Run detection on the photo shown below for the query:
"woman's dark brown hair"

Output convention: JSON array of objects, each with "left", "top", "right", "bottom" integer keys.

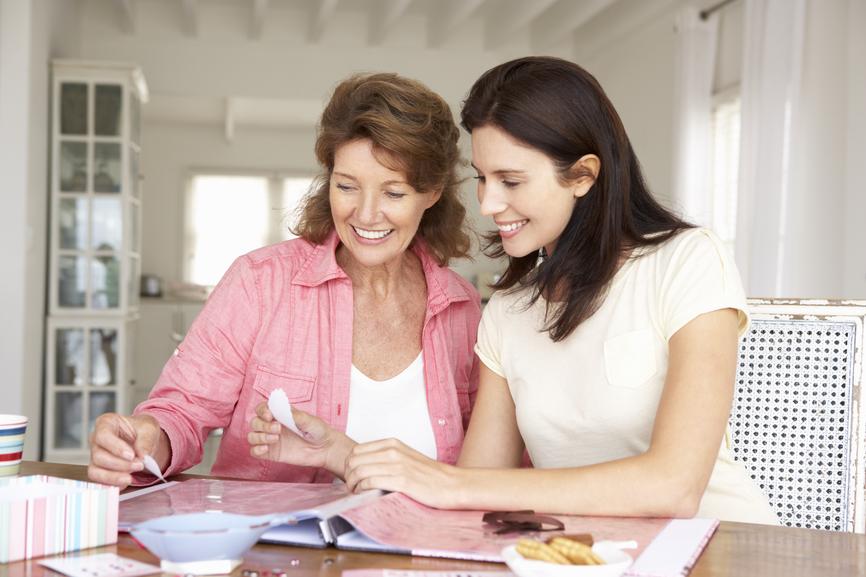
[
  {"left": 294, "top": 73, "right": 471, "bottom": 265},
  {"left": 462, "top": 56, "right": 692, "bottom": 341}
]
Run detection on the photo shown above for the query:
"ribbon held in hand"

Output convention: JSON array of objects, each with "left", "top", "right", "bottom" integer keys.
[{"left": 482, "top": 510, "right": 565, "bottom": 535}]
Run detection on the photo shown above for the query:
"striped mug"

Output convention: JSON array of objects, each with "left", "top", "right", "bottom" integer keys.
[{"left": 0, "top": 415, "right": 27, "bottom": 476}]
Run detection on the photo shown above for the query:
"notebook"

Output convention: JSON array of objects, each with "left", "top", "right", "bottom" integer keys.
[{"left": 119, "top": 479, "right": 717, "bottom": 575}]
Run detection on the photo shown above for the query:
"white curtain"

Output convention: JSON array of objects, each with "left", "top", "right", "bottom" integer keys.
[
  {"left": 670, "top": 6, "right": 719, "bottom": 227},
  {"left": 846, "top": 0, "right": 866, "bottom": 298},
  {"left": 734, "top": 0, "right": 807, "bottom": 296}
]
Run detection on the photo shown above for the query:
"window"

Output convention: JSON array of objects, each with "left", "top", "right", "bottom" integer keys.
[
  {"left": 709, "top": 92, "right": 741, "bottom": 254},
  {"left": 184, "top": 173, "right": 313, "bottom": 286}
]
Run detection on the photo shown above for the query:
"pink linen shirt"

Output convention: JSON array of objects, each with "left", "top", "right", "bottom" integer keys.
[{"left": 134, "top": 231, "right": 481, "bottom": 483}]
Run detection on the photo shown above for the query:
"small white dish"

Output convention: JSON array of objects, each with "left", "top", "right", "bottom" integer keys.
[
  {"left": 130, "top": 512, "right": 292, "bottom": 575},
  {"left": 501, "top": 541, "right": 634, "bottom": 577}
]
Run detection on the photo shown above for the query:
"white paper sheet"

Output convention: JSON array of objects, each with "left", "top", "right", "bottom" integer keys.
[
  {"left": 142, "top": 455, "right": 166, "bottom": 483},
  {"left": 626, "top": 518, "right": 719, "bottom": 577},
  {"left": 39, "top": 553, "right": 160, "bottom": 577},
  {"left": 268, "top": 388, "right": 303, "bottom": 436}
]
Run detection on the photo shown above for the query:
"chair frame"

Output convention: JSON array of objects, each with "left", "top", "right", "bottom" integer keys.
[{"left": 734, "top": 298, "right": 866, "bottom": 532}]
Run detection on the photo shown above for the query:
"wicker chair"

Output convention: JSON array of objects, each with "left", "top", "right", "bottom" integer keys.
[{"left": 729, "top": 299, "right": 866, "bottom": 532}]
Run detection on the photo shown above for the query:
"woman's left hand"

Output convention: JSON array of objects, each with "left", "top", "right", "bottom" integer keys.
[
  {"left": 343, "top": 438, "right": 463, "bottom": 508},
  {"left": 248, "top": 402, "right": 355, "bottom": 478}
]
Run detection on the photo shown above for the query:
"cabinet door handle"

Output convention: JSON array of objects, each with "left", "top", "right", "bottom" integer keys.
[{"left": 170, "top": 331, "right": 184, "bottom": 343}]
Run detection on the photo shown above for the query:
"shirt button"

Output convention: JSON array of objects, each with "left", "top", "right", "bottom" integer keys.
[{"left": 437, "top": 418, "right": 446, "bottom": 426}]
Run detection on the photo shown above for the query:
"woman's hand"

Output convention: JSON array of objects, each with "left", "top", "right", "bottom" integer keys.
[
  {"left": 344, "top": 438, "right": 463, "bottom": 508},
  {"left": 88, "top": 413, "right": 167, "bottom": 489},
  {"left": 248, "top": 403, "right": 355, "bottom": 478}
]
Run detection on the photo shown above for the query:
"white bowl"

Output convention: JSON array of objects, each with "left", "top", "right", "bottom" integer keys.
[
  {"left": 130, "top": 512, "right": 291, "bottom": 573},
  {"left": 501, "top": 541, "right": 633, "bottom": 577}
]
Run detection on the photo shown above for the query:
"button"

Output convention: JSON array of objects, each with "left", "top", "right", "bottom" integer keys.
[{"left": 437, "top": 418, "right": 446, "bottom": 426}]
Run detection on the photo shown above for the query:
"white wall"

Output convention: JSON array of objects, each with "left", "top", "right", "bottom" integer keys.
[
  {"left": 572, "top": 0, "right": 681, "bottom": 207},
  {"left": 73, "top": 0, "right": 578, "bottom": 287},
  {"left": 570, "top": 0, "right": 744, "bottom": 212},
  {"left": 80, "top": 0, "right": 866, "bottom": 303},
  {"left": 141, "top": 123, "right": 315, "bottom": 283},
  {"left": 0, "top": 0, "right": 80, "bottom": 459},
  {"left": 573, "top": 0, "right": 864, "bottom": 300},
  {"left": 0, "top": 0, "right": 32, "bottom": 430},
  {"left": 4, "top": 0, "right": 864, "bottom": 461},
  {"left": 74, "top": 0, "right": 762, "bottom": 292}
]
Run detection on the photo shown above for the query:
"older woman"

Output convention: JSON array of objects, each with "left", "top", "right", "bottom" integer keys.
[{"left": 88, "top": 73, "right": 480, "bottom": 488}]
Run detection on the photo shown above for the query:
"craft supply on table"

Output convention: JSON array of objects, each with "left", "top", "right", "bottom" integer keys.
[
  {"left": 0, "top": 475, "right": 118, "bottom": 563},
  {"left": 343, "top": 571, "right": 514, "bottom": 577},
  {"left": 268, "top": 389, "right": 303, "bottom": 436},
  {"left": 141, "top": 455, "right": 167, "bottom": 483},
  {"left": 38, "top": 553, "right": 160, "bottom": 577},
  {"left": 129, "top": 511, "right": 292, "bottom": 575}
]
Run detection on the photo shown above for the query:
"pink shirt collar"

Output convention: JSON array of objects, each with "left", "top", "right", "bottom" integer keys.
[{"left": 291, "top": 230, "right": 474, "bottom": 312}]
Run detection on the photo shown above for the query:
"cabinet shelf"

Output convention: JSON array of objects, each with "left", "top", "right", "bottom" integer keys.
[{"left": 45, "top": 60, "right": 148, "bottom": 463}]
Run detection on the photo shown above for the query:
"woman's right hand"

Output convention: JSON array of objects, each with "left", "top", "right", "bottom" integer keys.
[
  {"left": 88, "top": 413, "right": 166, "bottom": 489},
  {"left": 248, "top": 403, "right": 355, "bottom": 478}
]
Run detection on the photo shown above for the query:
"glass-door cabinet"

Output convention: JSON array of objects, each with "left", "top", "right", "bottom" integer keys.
[{"left": 45, "top": 60, "right": 148, "bottom": 463}]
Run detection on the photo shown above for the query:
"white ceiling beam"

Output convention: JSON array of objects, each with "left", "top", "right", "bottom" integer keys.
[
  {"left": 427, "top": 0, "right": 487, "bottom": 48},
  {"left": 224, "top": 98, "right": 235, "bottom": 143},
  {"left": 250, "top": 0, "right": 269, "bottom": 40},
  {"left": 369, "top": 0, "right": 414, "bottom": 46},
  {"left": 114, "top": 0, "right": 135, "bottom": 34},
  {"left": 530, "top": 0, "right": 614, "bottom": 51},
  {"left": 309, "top": 0, "right": 340, "bottom": 43},
  {"left": 484, "top": 0, "right": 558, "bottom": 51},
  {"left": 180, "top": 0, "right": 198, "bottom": 37}
]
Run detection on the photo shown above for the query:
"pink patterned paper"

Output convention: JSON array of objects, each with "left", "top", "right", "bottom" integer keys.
[
  {"left": 118, "top": 479, "right": 350, "bottom": 529},
  {"left": 339, "top": 493, "right": 670, "bottom": 561}
]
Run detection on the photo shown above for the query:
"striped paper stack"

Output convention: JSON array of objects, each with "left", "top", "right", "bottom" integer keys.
[{"left": 0, "top": 475, "right": 119, "bottom": 563}]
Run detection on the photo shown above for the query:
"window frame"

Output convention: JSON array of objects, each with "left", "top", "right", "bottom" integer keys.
[
  {"left": 709, "top": 85, "right": 741, "bottom": 254},
  {"left": 181, "top": 169, "right": 314, "bottom": 286}
]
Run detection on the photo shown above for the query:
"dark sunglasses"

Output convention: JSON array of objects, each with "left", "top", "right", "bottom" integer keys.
[{"left": 482, "top": 510, "right": 565, "bottom": 535}]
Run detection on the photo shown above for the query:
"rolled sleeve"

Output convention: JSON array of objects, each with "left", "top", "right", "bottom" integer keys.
[{"left": 134, "top": 255, "right": 261, "bottom": 476}]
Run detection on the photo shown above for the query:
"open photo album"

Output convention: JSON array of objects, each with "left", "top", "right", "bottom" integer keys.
[{"left": 119, "top": 478, "right": 717, "bottom": 574}]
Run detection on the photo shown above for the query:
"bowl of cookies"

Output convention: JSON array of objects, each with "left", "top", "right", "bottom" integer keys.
[{"left": 501, "top": 536, "right": 634, "bottom": 577}]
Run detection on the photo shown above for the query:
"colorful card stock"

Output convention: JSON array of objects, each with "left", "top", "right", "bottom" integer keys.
[{"left": 0, "top": 475, "right": 119, "bottom": 563}]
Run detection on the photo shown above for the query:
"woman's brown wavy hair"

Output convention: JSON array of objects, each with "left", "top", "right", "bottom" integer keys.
[{"left": 293, "top": 73, "right": 471, "bottom": 265}]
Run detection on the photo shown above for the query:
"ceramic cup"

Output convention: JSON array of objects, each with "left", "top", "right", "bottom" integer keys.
[{"left": 0, "top": 415, "right": 28, "bottom": 477}]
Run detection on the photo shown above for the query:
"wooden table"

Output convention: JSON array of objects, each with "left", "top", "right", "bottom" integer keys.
[{"left": 7, "top": 461, "right": 866, "bottom": 577}]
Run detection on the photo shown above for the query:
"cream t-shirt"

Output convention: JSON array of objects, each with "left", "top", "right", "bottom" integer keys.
[{"left": 475, "top": 228, "right": 779, "bottom": 525}]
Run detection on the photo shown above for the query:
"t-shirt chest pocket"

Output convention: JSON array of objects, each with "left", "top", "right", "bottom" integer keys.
[{"left": 603, "top": 329, "right": 658, "bottom": 388}]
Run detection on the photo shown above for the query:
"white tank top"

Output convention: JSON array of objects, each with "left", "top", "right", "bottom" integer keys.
[{"left": 345, "top": 353, "right": 438, "bottom": 459}]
